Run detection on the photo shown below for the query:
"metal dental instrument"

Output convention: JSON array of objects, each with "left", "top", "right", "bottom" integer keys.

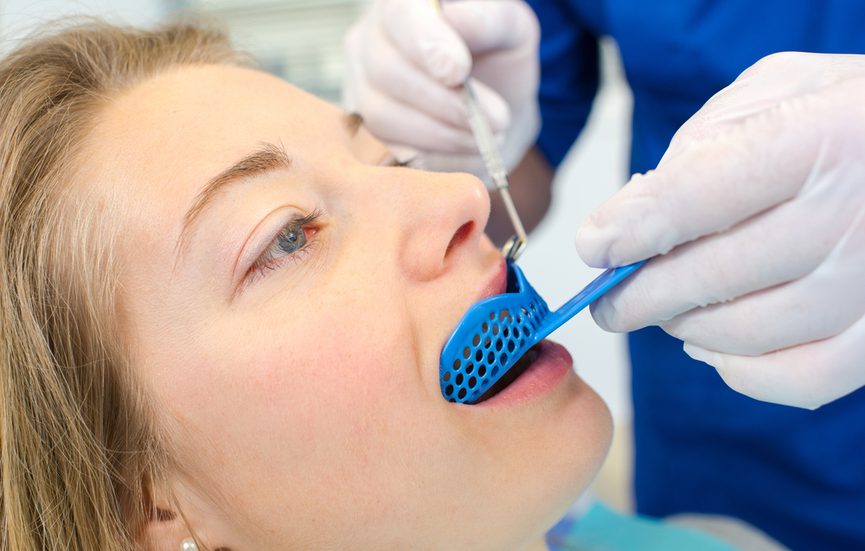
[
  {"left": 430, "top": 0, "right": 528, "bottom": 262},
  {"left": 462, "top": 83, "right": 528, "bottom": 261}
]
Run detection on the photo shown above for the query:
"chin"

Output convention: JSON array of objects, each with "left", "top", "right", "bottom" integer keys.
[
  {"left": 475, "top": 376, "right": 613, "bottom": 548},
  {"left": 536, "top": 379, "right": 613, "bottom": 528}
]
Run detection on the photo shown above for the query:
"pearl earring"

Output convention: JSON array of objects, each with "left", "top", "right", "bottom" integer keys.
[{"left": 180, "top": 538, "right": 198, "bottom": 551}]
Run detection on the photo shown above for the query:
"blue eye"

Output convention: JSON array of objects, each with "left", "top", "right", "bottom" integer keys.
[
  {"left": 276, "top": 224, "right": 306, "bottom": 254},
  {"left": 248, "top": 210, "right": 321, "bottom": 282}
]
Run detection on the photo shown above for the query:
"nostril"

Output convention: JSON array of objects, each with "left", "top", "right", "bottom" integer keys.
[{"left": 445, "top": 221, "right": 474, "bottom": 259}]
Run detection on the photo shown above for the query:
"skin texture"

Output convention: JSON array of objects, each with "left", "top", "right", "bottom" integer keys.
[{"left": 74, "top": 64, "right": 611, "bottom": 550}]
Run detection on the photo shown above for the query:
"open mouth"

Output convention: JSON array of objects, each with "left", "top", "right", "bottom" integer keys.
[{"left": 474, "top": 344, "right": 541, "bottom": 403}]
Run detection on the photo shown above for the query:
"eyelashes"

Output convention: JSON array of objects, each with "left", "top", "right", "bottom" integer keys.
[
  {"left": 241, "top": 154, "right": 413, "bottom": 289},
  {"left": 246, "top": 209, "right": 322, "bottom": 284}
]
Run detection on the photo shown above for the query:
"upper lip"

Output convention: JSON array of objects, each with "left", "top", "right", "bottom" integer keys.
[{"left": 478, "top": 258, "right": 508, "bottom": 301}]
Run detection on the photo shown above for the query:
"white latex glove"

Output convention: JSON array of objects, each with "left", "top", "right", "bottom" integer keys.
[
  {"left": 342, "top": 0, "right": 541, "bottom": 178},
  {"left": 575, "top": 52, "right": 865, "bottom": 410}
]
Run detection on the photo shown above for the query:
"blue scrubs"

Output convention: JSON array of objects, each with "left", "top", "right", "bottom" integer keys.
[{"left": 525, "top": 1, "right": 865, "bottom": 549}]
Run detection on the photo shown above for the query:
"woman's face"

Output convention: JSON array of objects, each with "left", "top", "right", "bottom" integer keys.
[{"left": 79, "top": 65, "right": 611, "bottom": 549}]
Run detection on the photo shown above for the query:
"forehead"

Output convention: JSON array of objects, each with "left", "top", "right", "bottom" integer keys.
[
  {"left": 73, "top": 64, "right": 351, "bottom": 297},
  {"left": 84, "top": 64, "right": 346, "bottom": 196}
]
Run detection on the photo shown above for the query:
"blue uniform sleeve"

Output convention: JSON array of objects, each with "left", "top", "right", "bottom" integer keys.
[{"left": 525, "top": 0, "right": 600, "bottom": 168}]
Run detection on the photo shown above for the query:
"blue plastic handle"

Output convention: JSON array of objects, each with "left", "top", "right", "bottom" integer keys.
[{"left": 541, "top": 260, "right": 646, "bottom": 337}]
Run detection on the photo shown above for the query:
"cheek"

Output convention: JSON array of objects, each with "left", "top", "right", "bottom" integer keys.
[
  {"left": 242, "top": 309, "right": 417, "bottom": 432},
  {"left": 143, "top": 272, "right": 453, "bottom": 539},
  {"left": 157, "top": 296, "right": 423, "bottom": 481}
]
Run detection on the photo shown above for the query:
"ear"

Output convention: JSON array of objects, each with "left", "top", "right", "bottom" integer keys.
[
  {"left": 141, "top": 474, "right": 234, "bottom": 551},
  {"left": 141, "top": 479, "right": 198, "bottom": 551}
]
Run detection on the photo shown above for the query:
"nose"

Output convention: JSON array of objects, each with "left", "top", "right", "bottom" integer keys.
[{"left": 395, "top": 171, "right": 490, "bottom": 282}]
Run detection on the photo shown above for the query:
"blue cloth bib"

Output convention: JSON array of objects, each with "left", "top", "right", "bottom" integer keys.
[
  {"left": 546, "top": 503, "right": 739, "bottom": 551},
  {"left": 526, "top": 1, "right": 865, "bottom": 548}
]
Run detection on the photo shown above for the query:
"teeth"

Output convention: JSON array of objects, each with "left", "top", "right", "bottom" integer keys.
[{"left": 476, "top": 345, "right": 540, "bottom": 403}]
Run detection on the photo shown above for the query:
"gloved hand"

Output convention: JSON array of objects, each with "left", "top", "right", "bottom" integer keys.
[
  {"left": 575, "top": 52, "right": 865, "bottom": 410},
  {"left": 342, "top": 0, "right": 541, "bottom": 178}
]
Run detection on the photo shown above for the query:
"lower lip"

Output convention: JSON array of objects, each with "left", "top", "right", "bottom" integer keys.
[{"left": 476, "top": 340, "right": 573, "bottom": 407}]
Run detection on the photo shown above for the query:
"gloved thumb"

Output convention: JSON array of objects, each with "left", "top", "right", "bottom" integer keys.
[{"left": 376, "top": 0, "right": 472, "bottom": 87}]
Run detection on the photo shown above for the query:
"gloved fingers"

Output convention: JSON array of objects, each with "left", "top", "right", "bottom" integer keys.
[
  {"left": 661, "top": 53, "right": 865, "bottom": 164},
  {"left": 684, "top": 312, "right": 865, "bottom": 409},
  {"left": 663, "top": 268, "right": 865, "bottom": 356},
  {"left": 575, "top": 94, "right": 830, "bottom": 268},
  {"left": 414, "top": 151, "right": 487, "bottom": 177},
  {"left": 376, "top": 0, "right": 471, "bottom": 87},
  {"left": 360, "top": 24, "right": 510, "bottom": 134},
  {"left": 358, "top": 15, "right": 469, "bottom": 131},
  {"left": 465, "top": 79, "right": 512, "bottom": 131},
  {"left": 730, "top": 52, "right": 865, "bottom": 103},
  {"left": 664, "top": 204, "right": 865, "bottom": 354},
  {"left": 354, "top": 80, "right": 480, "bottom": 154},
  {"left": 344, "top": 0, "right": 539, "bottom": 176},
  {"left": 587, "top": 156, "right": 864, "bottom": 332},
  {"left": 445, "top": 2, "right": 540, "bottom": 112},
  {"left": 442, "top": 0, "right": 540, "bottom": 55}
]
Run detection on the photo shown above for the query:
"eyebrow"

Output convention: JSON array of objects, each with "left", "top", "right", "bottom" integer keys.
[
  {"left": 175, "top": 142, "right": 292, "bottom": 258},
  {"left": 174, "top": 114, "right": 363, "bottom": 263}
]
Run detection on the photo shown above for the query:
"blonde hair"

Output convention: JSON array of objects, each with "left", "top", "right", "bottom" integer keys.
[{"left": 0, "top": 20, "right": 247, "bottom": 550}]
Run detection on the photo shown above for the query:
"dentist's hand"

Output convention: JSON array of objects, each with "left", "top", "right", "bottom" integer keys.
[
  {"left": 575, "top": 52, "right": 865, "bottom": 410},
  {"left": 343, "top": 0, "right": 541, "bottom": 177}
]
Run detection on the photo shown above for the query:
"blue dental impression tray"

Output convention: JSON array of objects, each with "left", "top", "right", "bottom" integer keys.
[{"left": 440, "top": 260, "right": 645, "bottom": 404}]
